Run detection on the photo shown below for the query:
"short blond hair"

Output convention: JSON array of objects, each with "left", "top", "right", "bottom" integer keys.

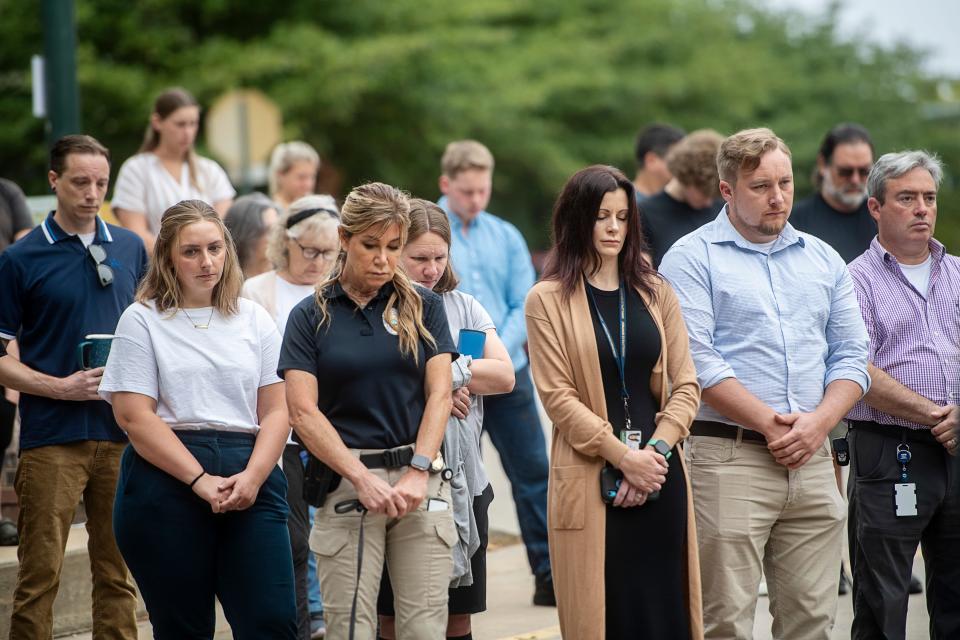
[
  {"left": 666, "top": 129, "right": 724, "bottom": 197},
  {"left": 717, "top": 128, "right": 791, "bottom": 185},
  {"left": 441, "top": 140, "right": 494, "bottom": 178}
]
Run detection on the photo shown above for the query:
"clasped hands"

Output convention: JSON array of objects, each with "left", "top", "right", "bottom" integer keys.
[
  {"left": 191, "top": 471, "right": 264, "bottom": 513},
  {"left": 615, "top": 446, "right": 669, "bottom": 508}
]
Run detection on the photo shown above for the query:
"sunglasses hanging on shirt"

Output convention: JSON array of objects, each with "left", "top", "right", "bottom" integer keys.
[{"left": 87, "top": 244, "right": 114, "bottom": 288}]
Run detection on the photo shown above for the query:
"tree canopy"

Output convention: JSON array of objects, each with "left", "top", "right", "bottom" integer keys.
[{"left": 1, "top": 0, "right": 957, "bottom": 248}]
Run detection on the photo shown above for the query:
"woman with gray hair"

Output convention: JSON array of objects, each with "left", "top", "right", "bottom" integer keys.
[
  {"left": 224, "top": 192, "right": 280, "bottom": 279},
  {"left": 270, "top": 142, "right": 321, "bottom": 213},
  {"left": 241, "top": 194, "right": 339, "bottom": 639}
]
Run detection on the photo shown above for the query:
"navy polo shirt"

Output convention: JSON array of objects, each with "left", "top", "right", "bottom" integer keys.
[
  {"left": 0, "top": 213, "right": 148, "bottom": 450},
  {"left": 278, "top": 281, "right": 457, "bottom": 450}
]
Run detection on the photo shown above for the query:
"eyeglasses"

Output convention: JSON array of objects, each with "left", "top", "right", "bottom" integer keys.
[
  {"left": 835, "top": 166, "right": 871, "bottom": 179},
  {"left": 294, "top": 241, "right": 338, "bottom": 262},
  {"left": 87, "top": 244, "right": 114, "bottom": 288}
]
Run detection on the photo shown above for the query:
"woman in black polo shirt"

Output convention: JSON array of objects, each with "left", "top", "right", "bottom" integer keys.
[{"left": 280, "top": 182, "right": 458, "bottom": 639}]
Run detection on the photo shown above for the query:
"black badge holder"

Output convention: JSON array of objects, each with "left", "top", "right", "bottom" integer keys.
[{"left": 832, "top": 428, "right": 850, "bottom": 466}]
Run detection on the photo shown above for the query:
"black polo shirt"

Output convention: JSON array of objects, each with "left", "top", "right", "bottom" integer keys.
[
  {"left": 790, "top": 193, "right": 876, "bottom": 264},
  {"left": 0, "top": 213, "right": 148, "bottom": 449},
  {"left": 278, "top": 281, "right": 457, "bottom": 449}
]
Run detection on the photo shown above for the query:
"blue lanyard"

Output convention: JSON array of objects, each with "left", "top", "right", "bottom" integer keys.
[{"left": 587, "top": 281, "right": 631, "bottom": 430}]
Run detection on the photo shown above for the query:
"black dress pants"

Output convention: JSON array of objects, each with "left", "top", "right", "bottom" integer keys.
[{"left": 848, "top": 423, "right": 960, "bottom": 640}]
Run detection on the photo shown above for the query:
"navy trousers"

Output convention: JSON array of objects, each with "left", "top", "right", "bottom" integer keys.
[{"left": 114, "top": 431, "right": 297, "bottom": 640}]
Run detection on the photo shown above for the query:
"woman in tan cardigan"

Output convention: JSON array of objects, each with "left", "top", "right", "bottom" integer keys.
[{"left": 526, "top": 165, "right": 703, "bottom": 639}]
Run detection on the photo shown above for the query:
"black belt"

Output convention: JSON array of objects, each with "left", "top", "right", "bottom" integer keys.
[
  {"left": 847, "top": 420, "right": 939, "bottom": 445},
  {"left": 359, "top": 445, "right": 414, "bottom": 469},
  {"left": 691, "top": 420, "right": 766, "bottom": 443}
]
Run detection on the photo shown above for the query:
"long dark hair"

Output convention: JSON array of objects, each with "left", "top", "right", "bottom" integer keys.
[{"left": 541, "top": 165, "right": 658, "bottom": 300}]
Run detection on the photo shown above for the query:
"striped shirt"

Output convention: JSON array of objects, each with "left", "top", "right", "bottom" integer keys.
[{"left": 847, "top": 237, "right": 960, "bottom": 429}]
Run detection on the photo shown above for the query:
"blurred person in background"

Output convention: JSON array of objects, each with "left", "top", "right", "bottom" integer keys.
[
  {"left": 242, "top": 194, "right": 340, "bottom": 639},
  {"left": 640, "top": 129, "right": 724, "bottom": 267},
  {"left": 0, "top": 176, "right": 32, "bottom": 545},
  {"left": 527, "top": 165, "right": 702, "bottom": 640},
  {"left": 632, "top": 123, "right": 686, "bottom": 203},
  {"left": 791, "top": 123, "right": 877, "bottom": 264},
  {"left": 378, "top": 199, "right": 515, "bottom": 640},
  {"left": 269, "top": 142, "right": 320, "bottom": 214},
  {"left": 438, "top": 140, "right": 555, "bottom": 606},
  {"left": 225, "top": 192, "right": 280, "bottom": 280},
  {"left": 112, "top": 87, "right": 235, "bottom": 252}
]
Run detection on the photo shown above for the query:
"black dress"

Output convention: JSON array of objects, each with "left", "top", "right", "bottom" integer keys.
[{"left": 586, "top": 282, "right": 690, "bottom": 640}]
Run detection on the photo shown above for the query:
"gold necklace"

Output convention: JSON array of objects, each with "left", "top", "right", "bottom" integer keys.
[{"left": 181, "top": 307, "right": 215, "bottom": 329}]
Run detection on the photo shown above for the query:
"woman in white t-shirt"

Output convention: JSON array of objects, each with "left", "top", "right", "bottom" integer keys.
[
  {"left": 112, "top": 88, "right": 236, "bottom": 253},
  {"left": 99, "top": 199, "right": 296, "bottom": 639},
  {"left": 239, "top": 194, "right": 339, "bottom": 638}
]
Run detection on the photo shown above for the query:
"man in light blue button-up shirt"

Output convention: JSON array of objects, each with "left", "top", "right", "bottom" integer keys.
[
  {"left": 437, "top": 140, "right": 554, "bottom": 606},
  {"left": 660, "top": 128, "right": 869, "bottom": 640}
]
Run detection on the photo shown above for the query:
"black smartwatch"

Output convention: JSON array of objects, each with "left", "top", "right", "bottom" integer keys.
[
  {"left": 648, "top": 439, "right": 672, "bottom": 458},
  {"left": 410, "top": 454, "right": 432, "bottom": 472}
]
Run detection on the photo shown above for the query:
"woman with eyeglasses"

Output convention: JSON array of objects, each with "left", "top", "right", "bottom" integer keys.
[{"left": 240, "top": 194, "right": 340, "bottom": 638}]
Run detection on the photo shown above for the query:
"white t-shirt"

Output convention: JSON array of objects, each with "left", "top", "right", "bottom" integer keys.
[
  {"left": 111, "top": 153, "right": 236, "bottom": 234},
  {"left": 899, "top": 254, "right": 933, "bottom": 297},
  {"left": 76, "top": 231, "right": 96, "bottom": 247},
  {"left": 99, "top": 298, "right": 282, "bottom": 433},
  {"left": 274, "top": 276, "right": 315, "bottom": 336}
]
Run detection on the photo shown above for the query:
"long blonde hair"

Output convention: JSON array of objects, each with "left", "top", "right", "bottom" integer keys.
[
  {"left": 139, "top": 87, "right": 202, "bottom": 190},
  {"left": 137, "top": 199, "right": 243, "bottom": 315},
  {"left": 314, "top": 183, "right": 435, "bottom": 363}
]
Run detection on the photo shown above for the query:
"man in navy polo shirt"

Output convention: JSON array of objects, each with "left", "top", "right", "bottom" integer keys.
[{"left": 0, "top": 135, "right": 146, "bottom": 639}]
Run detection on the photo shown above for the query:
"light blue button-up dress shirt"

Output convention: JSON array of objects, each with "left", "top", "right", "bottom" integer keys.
[
  {"left": 659, "top": 207, "right": 870, "bottom": 424},
  {"left": 438, "top": 196, "right": 535, "bottom": 372}
]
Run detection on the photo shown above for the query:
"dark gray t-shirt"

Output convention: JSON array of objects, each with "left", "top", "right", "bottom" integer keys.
[{"left": 0, "top": 178, "right": 32, "bottom": 254}]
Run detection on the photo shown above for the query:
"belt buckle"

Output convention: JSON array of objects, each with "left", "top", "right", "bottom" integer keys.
[{"left": 383, "top": 447, "right": 405, "bottom": 468}]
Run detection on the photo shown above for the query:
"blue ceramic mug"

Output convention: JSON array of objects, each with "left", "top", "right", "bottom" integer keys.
[
  {"left": 77, "top": 334, "right": 115, "bottom": 370},
  {"left": 457, "top": 329, "right": 486, "bottom": 360}
]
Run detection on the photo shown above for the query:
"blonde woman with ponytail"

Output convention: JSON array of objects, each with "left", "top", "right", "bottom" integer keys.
[{"left": 280, "top": 182, "right": 459, "bottom": 639}]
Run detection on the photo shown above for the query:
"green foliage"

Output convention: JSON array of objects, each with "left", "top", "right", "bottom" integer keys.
[{"left": 1, "top": 0, "right": 957, "bottom": 248}]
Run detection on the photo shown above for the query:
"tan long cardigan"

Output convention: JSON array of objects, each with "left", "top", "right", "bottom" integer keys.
[{"left": 525, "top": 276, "right": 704, "bottom": 640}]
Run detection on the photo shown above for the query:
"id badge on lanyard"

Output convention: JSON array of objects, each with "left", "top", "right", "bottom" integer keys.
[{"left": 587, "top": 281, "right": 640, "bottom": 448}]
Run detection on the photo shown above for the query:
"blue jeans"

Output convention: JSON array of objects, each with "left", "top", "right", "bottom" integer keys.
[
  {"left": 307, "top": 506, "right": 323, "bottom": 617},
  {"left": 113, "top": 431, "right": 297, "bottom": 639},
  {"left": 483, "top": 365, "right": 552, "bottom": 581}
]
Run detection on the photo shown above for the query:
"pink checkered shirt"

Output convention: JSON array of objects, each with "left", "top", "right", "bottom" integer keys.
[{"left": 847, "top": 237, "right": 960, "bottom": 429}]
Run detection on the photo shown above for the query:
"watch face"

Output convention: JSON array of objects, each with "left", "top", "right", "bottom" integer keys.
[{"left": 410, "top": 454, "right": 431, "bottom": 471}]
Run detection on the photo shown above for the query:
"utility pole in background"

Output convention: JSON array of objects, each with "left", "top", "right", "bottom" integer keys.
[{"left": 41, "top": 0, "right": 80, "bottom": 146}]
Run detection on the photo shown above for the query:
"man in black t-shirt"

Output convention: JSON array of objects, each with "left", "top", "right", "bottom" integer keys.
[
  {"left": 790, "top": 123, "right": 877, "bottom": 264},
  {"left": 632, "top": 123, "right": 685, "bottom": 203},
  {"left": 640, "top": 129, "right": 724, "bottom": 267}
]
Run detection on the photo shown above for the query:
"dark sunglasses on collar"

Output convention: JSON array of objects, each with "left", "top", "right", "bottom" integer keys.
[{"left": 87, "top": 244, "right": 114, "bottom": 288}]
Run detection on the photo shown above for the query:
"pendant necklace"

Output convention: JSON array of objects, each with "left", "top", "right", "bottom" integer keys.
[{"left": 182, "top": 307, "right": 215, "bottom": 330}]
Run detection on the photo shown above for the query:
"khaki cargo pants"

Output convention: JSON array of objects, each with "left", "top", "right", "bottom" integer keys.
[{"left": 310, "top": 456, "right": 456, "bottom": 640}]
